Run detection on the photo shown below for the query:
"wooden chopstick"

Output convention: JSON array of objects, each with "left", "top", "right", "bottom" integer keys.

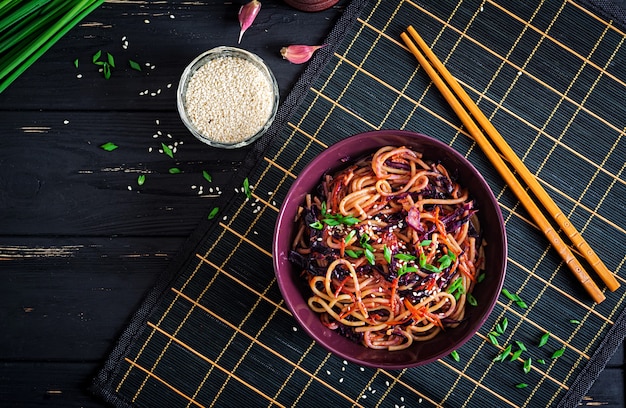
[{"left": 401, "top": 26, "right": 618, "bottom": 303}]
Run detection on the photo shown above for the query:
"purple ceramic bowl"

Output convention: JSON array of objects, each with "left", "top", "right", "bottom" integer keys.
[{"left": 273, "top": 130, "right": 507, "bottom": 369}]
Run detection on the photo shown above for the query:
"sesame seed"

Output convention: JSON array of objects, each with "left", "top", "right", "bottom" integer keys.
[
  {"left": 326, "top": 370, "right": 331, "bottom": 375},
  {"left": 144, "top": 19, "right": 150, "bottom": 23},
  {"left": 155, "top": 119, "right": 160, "bottom": 125},
  {"left": 63, "top": 120, "right": 69, "bottom": 125},
  {"left": 339, "top": 378, "right": 344, "bottom": 383},
  {"left": 170, "top": 14, "right": 175, "bottom": 19},
  {"left": 127, "top": 186, "right": 132, "bottom": 191},
  {"left": 76, "top": 74, "right": 82, "bottom": 79}
]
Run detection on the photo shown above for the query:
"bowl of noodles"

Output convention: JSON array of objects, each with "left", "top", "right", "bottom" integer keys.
[{"left": 273, "top": 130, "right": 507, "bottom": 369}]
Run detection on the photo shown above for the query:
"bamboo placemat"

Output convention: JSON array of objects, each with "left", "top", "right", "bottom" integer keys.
[{"left": 94, "top": 1, "right": 626, "bottom": 407}]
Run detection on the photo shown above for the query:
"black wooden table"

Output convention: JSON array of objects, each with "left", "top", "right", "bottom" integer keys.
[{"left": 0, "top": 1, "right": 623, "bottom": 407}]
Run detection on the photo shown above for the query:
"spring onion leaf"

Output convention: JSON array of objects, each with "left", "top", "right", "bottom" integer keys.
[
  {"left": 383, "top": 245, "right": 391, "bottom": 264},
  {"left": 537, "top": 359, "right": 546, "bottom": 364},
  {"left": 493, "top": 344, "right": 512, "bottom": 362},
  {"left": 161, "top": 143, "right": 174, "bottom": 158},
  {"left": 168, "top": 167, "right": 181, "bottom": 174},
  {"left": 523, "top": 358, "right": 532, "bottom": 374},
  {"left": 92, "top": 50, "right": 101, "bottom": 63},
  {"left": 538, "top": 332, "right": 550, "bottom": 348},
  {"left": 515, "top": 341, "right": 527, "bottom": 352},
  {"left": 510, "top": 349, "right": 523, "bottom": 361},
  {"left": 450, "top": 350, "right": 460, "bottom": 362},
  {"left": 345, "top": 249, "right": 363, "bottom": 258},
  {"left": 515, "top": 383, "right": 528, "bottom": 389},
  {"left": 569, "top": 319, "right": 581, "bottom": 325},
  {"left": 208, "top": 207, "right": 219, "bottom": 219},
  {"left": 365, "top": 248, "right": 375, "bottom": 265},
  {"left": 100, "top": 142, "right": 118, "bottom": 151},
  {"left": 202, "top": 170, "right": 212, "bottom": 182},
  {"left": 495, "top": 318, "right": 508, "bottom": 335},
  {"left": 137, "top": 174, "right": 145, "bottom": 186},
  {"left": 309, "top": 221, "right": 323, "bottom": 230},
  {"left": 106, "top": 52, "right": 115, "bottom": 68},
  {"left": 243, "top": 177, "right": 251, "bottom": 199},
  {"left": 419, "top": 239, "right": 432, "bottom": 246},
  {"left": 467, "top": 293, "right": 478, "bottom": 306},
  {"left": 477, "top": 272, "right": 486, "bottom": 283},
  {"left": 395, "top": 253, "right": 417, "bottom": 262},
  {"left": 74, "top": 58, "right": 78, "bottom": 68},
  {"left": 345, "top": 230, "right": 357, "bottom": 244},
  {"left": 551, "top": 348, "right": 565, "bottom": 359},
  {"left": 487, "top": 333, "right": 499, "bottom": 346},
  {"left": 129, "top": 59, "right": 142, "bottom": 71}
]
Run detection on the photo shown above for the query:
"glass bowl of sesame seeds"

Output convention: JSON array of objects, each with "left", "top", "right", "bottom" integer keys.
[{"left": 177, "top": 46, "right": 279, "bottom": 149}]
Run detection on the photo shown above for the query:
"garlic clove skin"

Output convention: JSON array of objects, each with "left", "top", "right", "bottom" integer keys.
[
  {"left": 238, "top": 0, "right": 261, "bottom": 44},
  {"left": 280, "top": 44, "right": 326, "bottom": 64}
]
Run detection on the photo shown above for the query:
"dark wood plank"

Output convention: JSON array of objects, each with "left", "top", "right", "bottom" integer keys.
[
  {"left": 0, "top": 237, "right": 182, "bottom": 361},
  {"left": 0, "top": 111, "right": 246, "bottom": 236},
  {"left": 0, "top": 362, "right": 105, "bottom": 408}
]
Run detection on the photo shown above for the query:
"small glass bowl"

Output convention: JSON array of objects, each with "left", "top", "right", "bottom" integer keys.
[{"left": 177, "top": 46, "right": 279, "bottom": 149}]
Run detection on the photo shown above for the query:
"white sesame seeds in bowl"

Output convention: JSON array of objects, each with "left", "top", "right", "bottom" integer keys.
[{"left": 177, "top": 46, "right": 279, "bottom": 149}]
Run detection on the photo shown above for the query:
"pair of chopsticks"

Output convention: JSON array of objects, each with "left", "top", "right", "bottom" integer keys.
[{"left": 400, "top": 25, "right": 619, "bottom": 304}]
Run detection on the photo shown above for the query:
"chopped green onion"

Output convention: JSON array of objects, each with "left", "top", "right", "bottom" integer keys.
[
  {"left": 309, "top": 221, "right": 323, "bottom": 230},
  {"left": 395, "top": 253, "right": 417, "bottom": 262},
  {"left": 467, "top": 293, "right": 478, "bottom": 306},
  {"left": 495, "top": 318, "right": 508, "bottom": 335},
  {"left": 419, "top": 239, "right": 432, "bottom": 246},
  {"left": 450, "top": 350, "right": 460, "bottom": 362},
  {"left": 100, "top": 142, "right": 118, "bottom": 151},
  {"left": 477, "top": 272, "right": 486, "bottom": 283},
  {"left": 106, "top": 52, "right": 115, "bottom": 68},
  {"left": 129, "top": 59, "right": 142, "bottom": 71},
  {"left": 523, "top": 358, "right": 532, "bottom": 374},
  {"left": 137, "top": 174, "right": 146, "bottom": 186},
  {"left": 537, "top": 359, "right": 546, "bottom": 364},
  {"left": 516, "top": 300, "right": 528, "bottom": 309},
  {"left": 515, "top": 383, "right": 528, "bottom": 389},
  {"left": 345, "top": 230, "right": 357, "bottom": 244},
  {"left": 243, "top": 177, "right": 251, "bottom": 198},
  {"left": 487, "top": 333, "right": 499, "bottom": 346},
  {"left": 345, "top": 249, "right": 362, "bottom": 258},
  {"left": 207, "top": 207, "right": 219, "bottom": 219},
  {"left": 202, "top": 170, "right": 212, "bottom": 182},
  {"left": 320, "top": 201, "right": 327, "bottom": 215},
  {"left": 510, "top": 349, "right": 524, "bottom": 361},
  {"left": 161, "top": 143, "right": 174, "bottom": 158},
  {"left": 74, "top": 58, "right": 79, "bottom": 68},
  {"left": 515, "top": 341, "right": 527, "bottom": 352},
  {"left": 538, "top": 332, "right": 550, "bottom": 348},
  {"left": 168, "top": 167, "right": 181, "bottom": 174},
  {"left": 92, "top": 50, "right": 102, "bottom": 63},
  {"left": 551, "top": 348, "right": 565, "bottom": 359},
  {"left": 493, "top": 344, "right": 512, "bottom": 362},
  {"left": 383, "top": 245, "right": 391, "bottom": 264},
  {"left": 569, "top": 319, "right": 581, "bottom": 325},
  {"left": 364, "top": 248, "right": 375, "bottom": 265}
]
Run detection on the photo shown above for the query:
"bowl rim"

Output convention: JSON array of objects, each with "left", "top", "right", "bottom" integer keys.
[
  {"left": 176, "top": 46, "right": 279, "bottom": 149},
  {"left": 272, "top": 129, "right": 507, "bottom": 369}
]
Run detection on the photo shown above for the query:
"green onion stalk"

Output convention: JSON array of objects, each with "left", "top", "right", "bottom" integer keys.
[{"left": 0, "top": 0, "right": 104, "bottom": 94}]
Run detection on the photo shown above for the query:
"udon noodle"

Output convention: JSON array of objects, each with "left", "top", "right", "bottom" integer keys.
[{"left": 288, "top": 145, "right": 486, "bottom": 351}]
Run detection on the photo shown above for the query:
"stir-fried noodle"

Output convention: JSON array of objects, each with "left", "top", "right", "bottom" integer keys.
[{"left": 288, "top": 146, "right": 486, "bottom": 351}]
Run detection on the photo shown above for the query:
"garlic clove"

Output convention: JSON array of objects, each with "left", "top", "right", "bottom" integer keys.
[
  {"left": 238, "top": 0, "right": 261, "bottom": 44},
  {"left": 280, "top": 44, "right": 326, "bottom": 64}
]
